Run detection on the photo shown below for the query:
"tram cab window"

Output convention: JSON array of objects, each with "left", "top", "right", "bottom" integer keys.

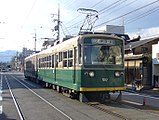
[
  {"left": 99, "top": 46, "right": 110, "bottom": 62},
  {"left": 84, "top": 45, "right": 123, "bottom": 65}
]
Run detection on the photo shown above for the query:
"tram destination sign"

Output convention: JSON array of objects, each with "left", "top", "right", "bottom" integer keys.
[{"left": 91, "top": 38, "right": 115, "bottom": 45}]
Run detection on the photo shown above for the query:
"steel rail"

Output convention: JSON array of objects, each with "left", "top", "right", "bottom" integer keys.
[
  {"left": 10, "top": 74, "right": 73, "bottom": 120},
  {"left": 4, "top": 75, "right": 25, "bottom": 120},
  {"left": 86, "top": 102, "right": 131, "bottom": 120}
]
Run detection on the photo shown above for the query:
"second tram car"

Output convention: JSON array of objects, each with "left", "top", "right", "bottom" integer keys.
[{"left": 24, "top": 33, "right": 126, "bottom": 102}]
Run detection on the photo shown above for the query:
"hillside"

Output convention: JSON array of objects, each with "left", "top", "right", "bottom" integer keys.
[{"left": 0, "top": 50, "right": 17, "bottom": 62}]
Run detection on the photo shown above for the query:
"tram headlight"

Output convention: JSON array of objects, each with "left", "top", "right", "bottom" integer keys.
[
  {"left": 89, "top": 71, "right": 95, "bottom": 77},
  {"left": 114, "top": 71, "right": 120, "bottom": 77}
]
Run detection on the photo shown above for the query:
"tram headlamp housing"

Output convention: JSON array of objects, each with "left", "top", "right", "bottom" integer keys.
[
  {"left": 114, "top": 71, "right": 120, "bottom": 77},
  {"left": 89, "top": 71, "right": 95, "bottom": 77}
]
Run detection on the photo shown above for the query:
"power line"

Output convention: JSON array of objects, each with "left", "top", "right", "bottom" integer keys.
[
  {"left": 100, "top": 0, "right": 138, "bottom": 19},
  {"left": 94, "top": 0, "right": 159, "bottom": 28},
  {"left": 62, "top": 0, "right": 77, "bottom": 8},
  {"left": 61, "top": 22, "right": 71, "bottom": 35},
  {"left": 64, "top": 0, "right": 129, "bottom": 34},
  {"left": 65, "top": 20, "right": 83, "bottom": 30},
  {"left": 98, "top": 0, "right": 123, "bottom": 14},
  {"left": 91, "top": 0, "right": 105, "bottom": 8},
  {"left": 126, "top": 5, "right": 159, "bottom": 24},
  {"left": 64, "top": 0, "right": 106, "bottom": 29},
  {"left": 20, "top": 0, "right": 37, "bottom": 29}
]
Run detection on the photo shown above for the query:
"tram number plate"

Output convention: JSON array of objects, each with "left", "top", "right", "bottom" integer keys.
[{"left": 102, "top": 78, "right": 108, "bottom": 82}]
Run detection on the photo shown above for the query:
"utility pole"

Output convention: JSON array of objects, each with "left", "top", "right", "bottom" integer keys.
[
  {"left": 51, "top": 4, "right": 61, "bottom": 40},
  {"left": 33, "top": 31, "right": 37, "bottom": 52},
  {"left": 57, "top": 4, "right": 60, "bottom": 40}
]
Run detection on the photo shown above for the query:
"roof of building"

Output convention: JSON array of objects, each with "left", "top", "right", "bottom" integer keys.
[{"left": 125, "top": 36, "right": 159, "bottom": 50}]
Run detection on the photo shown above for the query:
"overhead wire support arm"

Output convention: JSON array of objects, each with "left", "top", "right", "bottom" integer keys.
[{"left": 77, "top": 8, "right": 98, "bottom": 34}]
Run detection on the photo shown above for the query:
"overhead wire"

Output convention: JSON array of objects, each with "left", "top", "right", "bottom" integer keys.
[
  {"left": 63, "top": 0, "right": 106, "bottom": 34},
  {"left": 98, "top": 0, "right": 123, "bottom": 15},
  {"left": 65, "top": 0, "right": 131, "bottom": 34},
  {"left": 62, "top": 0, "right": 159, "bottom": 35},
  {"left": 62, "top": 0, "right": 77, "bottom": 8},
  {"left": 91, "top": 0, "right": 105, "bottom": 8},
  {"left": 126, "top": 5, "right": 159, "bottom": 24},
  {"left": 65, "top": 0, "right": 105, "bottom": 25},
  {"left": 61, "top": 22, "right": 71, "bottom": 35},
  {"left": 20, "top": 0, "right": 37, "bottom": 29},
  {"left": 94, "top": 0, "right": 159, "bottom": 28},
  {"left": 99, "top": 0, "right": 138, "bottom": 20}
]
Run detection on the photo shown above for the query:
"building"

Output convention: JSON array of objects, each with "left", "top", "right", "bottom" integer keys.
[
  {"left": 125, "top": 36, "right": 159, "bottom": 89},
  {"left": 152, "top": 41, "right": 159, "bottom": 87},
  {"left": 96, "top": 25, "right": 125, "bottom": 34},
  {"left": 11, "top": 48, "right": 35, "bottom": 71}
]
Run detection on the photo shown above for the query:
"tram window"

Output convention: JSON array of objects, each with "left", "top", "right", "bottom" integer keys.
[
  {"left": 78, "top": 45, "right": 82, "bottom": 64},
  {"left": 55, "top": 54, "right": 58, "bottom": 67},
  {"left": 49, "top": 62, "right": 51, "bottom": 67},
  {"left": 68, "top": 50, "right": 73, "bottom": 58},
  {"left": 59, "top": 52, "right": 62, "bottom": 62},
  {"left": 63, "top": 60, "right": 67, "bottom": 67},
  {"left": 84, "top": 45, "right": 123, "bottom": 65},
  {"left": 52, "top": 55, "right": 54, "bottom": 68},
  {"left": 63, "top": 51, "right": 67, "bottom": 58},
  {"left": 63, "top": 51, "right": 68, "bottom": 67},
  {"left": 74, "top": 47, "right": 77, "bottom": 65},
  {"left": 68, "top": 50, "right": 73, "bottom": 67},
  {"left": 68, "top": 59, "right": 73, "bottom": 67},
  {"left": 39, "top": 58, "right": 41, "bottom": 68},
  {"left": 49, "top": 56, "right": 51, "bottom": 61}
]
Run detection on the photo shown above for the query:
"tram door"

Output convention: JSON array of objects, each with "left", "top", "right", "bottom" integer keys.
[
  {"left": 54, "top": 53, "right": 58, "bottom": 81},
  {"left": 73, "top": 47, "right": 77, "bottom": 84}
]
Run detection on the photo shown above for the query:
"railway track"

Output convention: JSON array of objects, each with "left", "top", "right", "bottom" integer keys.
[
  {"left": 2, "top": 72, "right": 159, "bottom": 120},
  {"left": 3, "top": 73, "right": 73, "bottom": 120},
  {"left": 6, "top": 73, "right": 130, "bottom": 120},
  {"left": 4, "top": 74, "right": 25, "bottom": 120},
  {"left": 86, "top": 102, "right": 131, "bottom": 120}
]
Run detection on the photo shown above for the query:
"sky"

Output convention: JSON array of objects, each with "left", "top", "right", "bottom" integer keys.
[{"left": 0, "top": 0, "right": 159, "bottom": 52}]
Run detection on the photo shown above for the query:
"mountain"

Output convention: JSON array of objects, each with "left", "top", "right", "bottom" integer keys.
[{"left": 0, "top": 50, "right": 17, "bottom": 62}]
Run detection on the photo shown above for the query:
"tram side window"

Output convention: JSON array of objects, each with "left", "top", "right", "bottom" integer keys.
[
  {"left": 68, "top": 50, "right": 73, "bottom": 67},
  {"left": 52, "top": 55, "right": 54, "bottom": 68},
  {"left": 78, "top": 45, "right": 82, "bottom": 64},
  {"left": 63, "top": 51, "right": 67, "bottom": 67},
  {"left": 39, "top": 58, "right": 43, "bottom": 68},
  {"left": 59, "top": 52, "right": 62, "bottom": 62},
  {"left": 55, "top": 54, "right": 58, "bottom": 67},
  {"left": 49, "top": 55, "right": 51, "bottom": 67},
  {"left": 38, "top": 58, "right": 40, "bottom": 68}
]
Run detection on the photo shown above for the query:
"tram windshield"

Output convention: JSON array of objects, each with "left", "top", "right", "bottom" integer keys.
[{"left": 83, "top": 44, "right": 123, "bottom": 65}]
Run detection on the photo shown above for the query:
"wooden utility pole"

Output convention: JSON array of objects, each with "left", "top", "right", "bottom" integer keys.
[
  {"left": 57, "top": 4, "right": 60, "bottom": 40},
  {"left": 33, "top": 31, "right": 37, "bottom": 52},
  {"left": 51, "top": 4, "right": 60, "bottom": 40}
]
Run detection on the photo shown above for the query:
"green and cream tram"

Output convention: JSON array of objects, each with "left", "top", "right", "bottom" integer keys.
[{"left": 24, "top": 33, "right": 126, "bottom": 102}]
